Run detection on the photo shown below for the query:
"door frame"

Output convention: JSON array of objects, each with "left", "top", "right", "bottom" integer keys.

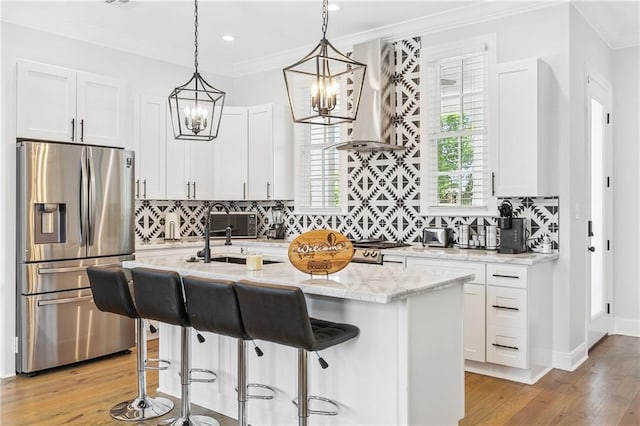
[{"left": 585, "top": 70, "right": 613, "bottom": 348}]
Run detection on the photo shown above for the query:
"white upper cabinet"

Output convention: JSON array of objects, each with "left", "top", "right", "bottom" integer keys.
[
  {"left": 165, "top": 130, "right": 188, "bottom": 200},
  {"left": 133, "top": 95, "right": 166, "bottom": 200},
  {"left": 17, "top": 60, "right": 77, "bottom": 142},
  {"left": 76, "top": 72, "right": 127, "bottom": 147},
  {"left": 165, "top": 123, "right": 215, "bottom": 201},
  {"left": 489, "top": 58, "right": 552, "bottom": 197},
  {"left": 213, "top": 107, "right": 249, "bottom": 200},
  {"left": 17, "top": 60, "right": 127, "bottom": 148},
  {"left": 247, "top": 104, "right": 293, "bottom": 200},
  {"left": 188, "top": 140, "right": 215, "bottom": 201}
]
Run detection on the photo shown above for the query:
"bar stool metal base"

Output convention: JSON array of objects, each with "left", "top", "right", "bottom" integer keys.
[
  {"left": 292, "top": 396, "right": 340, "bottom": 416},
  {"left": 159, "top": 414, "right": 220, "bottom": 426},
  {"left": 109, "top": 395, "right": 174, "bottom": 421}
]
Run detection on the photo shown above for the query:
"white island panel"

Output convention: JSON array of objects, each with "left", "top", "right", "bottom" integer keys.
[{"left": 123, "top": 258, "right": 471, "bottom": 425}]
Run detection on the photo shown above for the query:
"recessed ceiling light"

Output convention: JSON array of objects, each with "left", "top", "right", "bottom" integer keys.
[
  {"left": 327, "top": 3, "right": 340, "bottom": 12},
  {"left": 222, "top": 35, "right": 235, "bottom": 42}
]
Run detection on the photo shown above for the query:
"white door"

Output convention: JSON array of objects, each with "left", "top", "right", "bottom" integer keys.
[
  {"left": 214, "top": 107, "right": 248, "bottom": 200},
  {"left": 77, "top": 72, "right": 127, "bottom": 147},
  {"left": 247, "top": 104, "right": 274, "bottom": 200},
  {"left": 586, "top": 73, "right": 613, "bottom": 348},
  {"left": 17, "top": 60, "right": 77, "bottom": 142},
  {"left": 133, "top": 95, "right": 166, "bottom": 199}
]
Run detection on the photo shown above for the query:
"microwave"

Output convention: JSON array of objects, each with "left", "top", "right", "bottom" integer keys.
[{"left": 209, "top": 212, "right": 257, "bottom": 239}]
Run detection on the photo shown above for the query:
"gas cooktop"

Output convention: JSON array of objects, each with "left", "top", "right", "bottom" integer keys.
[{"left": 350, "top": 239, "right": 410, "bottom": 264}]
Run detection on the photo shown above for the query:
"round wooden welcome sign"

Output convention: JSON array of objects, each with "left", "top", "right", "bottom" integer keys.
[{"left": 288, "top": 230, "right": 354, "bottom": 275}]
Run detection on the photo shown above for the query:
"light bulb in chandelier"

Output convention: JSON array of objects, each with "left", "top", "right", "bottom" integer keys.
[
  {"left": 183, "top": 105, "right": 209, "bottom": 134},
  {"left": 311, "top": 78, "right": 338, "bottom": 115}
]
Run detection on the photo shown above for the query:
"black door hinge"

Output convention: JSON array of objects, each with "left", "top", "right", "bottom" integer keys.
[
  {"left": 606, "top": 113, "right": 610, "bottom": 124},
  {"left": 607, "top": 303, "right": 610, "bottom": 314},
  {"left": 607, "top": 176, "right": 610, "bottom": 187},
  {"left": 607, "top": 240, "right": 610, "bottom": 251}
]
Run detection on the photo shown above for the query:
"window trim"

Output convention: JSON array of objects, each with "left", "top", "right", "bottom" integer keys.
[
  {"left": 419, "top": 34, "right": 498, "bottom": 217},
  {"left": 294, "top": 123, "right": 349, "bottom": 216}
]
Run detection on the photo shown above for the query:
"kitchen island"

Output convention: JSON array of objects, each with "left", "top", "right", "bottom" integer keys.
[{"left": 123, "top": 256, "right": 473, "bottom": 426}]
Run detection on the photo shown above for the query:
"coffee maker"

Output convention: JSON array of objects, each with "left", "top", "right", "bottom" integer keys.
[{"left": 497, "top": 200, "right": 527, "bottom": 254}]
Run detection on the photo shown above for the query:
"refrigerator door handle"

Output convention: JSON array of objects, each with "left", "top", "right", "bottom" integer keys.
[
  {"left": 37, "top": 295, "right": 93, "bottom": 307},
  {"left": 87, "top": 147, "right": 97, "bottom": 246},
  {"left": 80, "top": 147, "right": 89, "bottom": 246},
  {"left": 37, "top": 263, "right": 121, "bottom": 275}
]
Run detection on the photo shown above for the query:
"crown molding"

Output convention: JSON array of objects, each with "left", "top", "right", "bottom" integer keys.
[{"left": 231, "top": 1, "right": 562, "bottom": 78}]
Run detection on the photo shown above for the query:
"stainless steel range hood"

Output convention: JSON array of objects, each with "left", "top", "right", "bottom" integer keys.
[{"left": 334, "top": 39, "right": 403, "bottom": 152}]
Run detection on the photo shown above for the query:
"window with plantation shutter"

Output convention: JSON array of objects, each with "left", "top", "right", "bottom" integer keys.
[
  {"left": 420, "top": 36, "right": 495, "bottom": 215},
  {"left": 294, "top": 87, "right": 348, "bottom": 214}
]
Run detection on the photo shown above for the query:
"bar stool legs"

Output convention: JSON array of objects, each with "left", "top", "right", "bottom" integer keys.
[
  {"left": 298, "top": 349, "right": 309, "bottom": 426},
  {"left": 238, "top": 340, "right": 248, "bottom": 426},
  {"left": 292, "top": 349, "right": 340, "bottom": 426},
  {"left": 110, "top": 318, "right": 173, "bottom": 421},
  {"left": 236, "top": 339, "right": 276, "bottom": 426},
  {"left": 162, "top": 327, "right": 219, "bottom": 426}
]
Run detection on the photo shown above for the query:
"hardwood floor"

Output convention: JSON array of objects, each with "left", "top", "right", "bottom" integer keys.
[
  {"left": 1, "top": 335, "right": 638, "bottom": 425},
  {"left": 461, "top": 335, "right": 640, "bottom": 426}
]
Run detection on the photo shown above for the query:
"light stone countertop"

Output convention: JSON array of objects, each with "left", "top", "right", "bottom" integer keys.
[
  {"left": 136, "top": 239, "right": 559, "bottom": 265},
  {"left": 383, "top": 245, "right": 559, "bottom": 265},
  {"left": 123, "top": 256, "right": 473, "bottom": 304},
  {"left": 136, "top": 238, "right": 291, "bottom": 251}
]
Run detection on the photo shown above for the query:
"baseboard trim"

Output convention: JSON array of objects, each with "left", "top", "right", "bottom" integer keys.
[
  {"left": 552, "top": 342, "right": 588, "bottom": 371},
  {"left": 613, "top": 317, "right": 640, "bottom": 337}
]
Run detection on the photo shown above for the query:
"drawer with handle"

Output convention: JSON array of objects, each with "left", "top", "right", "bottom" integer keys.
[
  {"left": 487, "top": 285, "right": 527, "bottom": 328},
  {"left": 486, "top": 323, "right": 528, "bottom": 369},
  {"left": 407, "top": 258, "right": 486, "bottom": 284},
  {"left": 486, "top": 263, "right": 527, "bottom": 288}
]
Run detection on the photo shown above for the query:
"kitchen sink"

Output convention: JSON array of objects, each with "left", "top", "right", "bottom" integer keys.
[{"left": 210, "top": 256, "right": 282, "bottom": 265}]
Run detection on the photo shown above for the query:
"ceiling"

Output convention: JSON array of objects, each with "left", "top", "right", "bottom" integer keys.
[
  {"left": 572, "top": 1, "right": 640, "bottom": 49},
  {"left": 1, "top": 1, "right": 638, "bottom": 77}
]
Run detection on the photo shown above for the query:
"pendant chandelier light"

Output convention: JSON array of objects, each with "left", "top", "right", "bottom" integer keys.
[
  {"left": 283, "top": 0, "right": 367, "bottom": 126},
  {"left": 168, "top": 0, "right": 225, "bottom": 141}
]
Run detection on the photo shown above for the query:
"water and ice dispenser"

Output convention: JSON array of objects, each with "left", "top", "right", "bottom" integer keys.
[{"left": 34, "top": 203, "right": 66, "bottom": 244}]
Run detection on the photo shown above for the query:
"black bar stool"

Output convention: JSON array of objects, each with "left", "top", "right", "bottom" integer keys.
[
  {"left": 132, "top": 267, "right": 218, "bottom": 426},
  {"left": 234, "top": 280, "right": 359, "bottom": 426},
  {"left": 182, "top": 276, "right": 276, "bottom": 426},
  {"left": 87, "top": 266, "right": 173, "bottom": 421}
]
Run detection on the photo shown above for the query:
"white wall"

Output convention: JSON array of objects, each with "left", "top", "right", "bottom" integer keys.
[
  {"left": 612, "top": 46, "right": 640, "bottom": 336},
  {"left": 0, "top": 22, "right": 233, "bottom": 377},
  {"left": 568, "top": 7, "right": 613, "bottom": 360}
]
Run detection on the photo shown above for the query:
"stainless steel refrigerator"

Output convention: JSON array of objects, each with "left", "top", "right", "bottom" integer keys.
[{"left": 16, "top": 141, "right": 136, "bottom": 374}]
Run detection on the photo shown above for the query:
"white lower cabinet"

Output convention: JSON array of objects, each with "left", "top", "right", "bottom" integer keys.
[
  {"left": 406, "top": 256, "right": 553, "bottom": 384},
  {"left": 463, "top": 283, "right": 486, "bottom": 363}
]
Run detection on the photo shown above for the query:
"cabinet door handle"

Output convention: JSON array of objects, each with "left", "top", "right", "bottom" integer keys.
[
  {"left": 136, "top": 179, "right": 140, "bottom": 198},
  {"left": 492, "top": 273, "right": 520, "bottom": 279},
  {"left": 187, "top": 182, "right": 191, "bottom": 199},
  {"left": 492, "top": 343, "right": 519, "bottom": 351},
  {"left": 193, "top": 181, "right": 196, "bottom": 199},
  {"left": 143, "top": 179, "right": 147, "bottom": 198},
  {"left": 80, "top": 119, "right": 84, "bottom": 142},
  {"left": 491, "top": 172, "right": 496, "bottom": 196},
  {"left": 243, "top": 182, "right": 246, "bottom": 200},
  {"left": 491, "top": 304, "right": 519, "bottom": 311},
  {"left": 266, "top": 182, "right": 271, "bottom": 199},
  {"left": 71, "top": 118, "right": 75, "bottom": 141}
]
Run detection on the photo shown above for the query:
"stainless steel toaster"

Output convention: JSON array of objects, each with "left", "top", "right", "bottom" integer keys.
[{"left": 422, "top": 227, "right": 453, "bottom": 248}]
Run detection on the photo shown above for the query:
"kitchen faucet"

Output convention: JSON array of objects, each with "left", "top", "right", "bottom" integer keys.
[{"left": 203, "top": 202, "right": 231, "bottom": 263}]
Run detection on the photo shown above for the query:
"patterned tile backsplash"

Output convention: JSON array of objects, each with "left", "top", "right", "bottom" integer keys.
[
  {"left": 135, "top": 197, "right": 559, "bottom": 251},
  {"left": 135, "top": 36, "right": 559, "bottom": 252}
]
